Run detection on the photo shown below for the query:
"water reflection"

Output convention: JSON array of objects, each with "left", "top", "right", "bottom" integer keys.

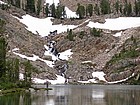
[{"left": 0, "top": 85, "right": 140, "bottom": 105}]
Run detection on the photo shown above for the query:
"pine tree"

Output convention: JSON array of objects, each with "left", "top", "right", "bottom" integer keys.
[
  {"left": 115, "top": 0, "right": 119, "bottom": 13},
  {"left": 67, "top": 29, "right": 74, "bottom": 41},
  {"left": 127, "top": 2, "right": 132, "bottom": 16},
  {"left": 26, "top": 0, "right": 35, "bottom": 13},
  {"left": 14, "top": 58, "right": 19, "bottom": 81},
  {"left": 37, "top": 0, "right": 42, "bottom": 16},
  {"left": 100, "top": 0, "right": 111, "bottom": 14},
  {"left": 45, "top": 3, "right": 49, "bottom": 17},
  {"left": 76, "top": 3, "right": 85, "bottom": 19},
  {"left": 24, "top": 60, "right": 32, "bottom": 87},
  {"left": 50, "top": 3, "right": 56, "bottom": 17},
  {"left": 56, "top": 4, "right": 65, "bottom": 19},
  {"left": 0, "top": 19, "right": 5, "bottom": 34},
  {"left": 87, "top": 4, "right": 93, "bottom": 17},
  {"left": 15, "top": 0, "right": 20, "bottom": 8},
  {"left": 119, "top": 4, "right": 123, "bottom": 14},
  {"left": 134, "top": 0, "right": 140, "bottom": 16},
  {"left": 86, "top": 4, "right": 88, "bottom": 16},
  {"left": 123, "top": 0, "right": 128, "bottom": 16},
  {"left": 90, "top": 28, "right": 102, "bottom": 37},
  {"left": 94, "top": 4, "right": 100, "bottom": 15},
  {"left": 0, "top": 37, "right": 6, "bottom": 78}
]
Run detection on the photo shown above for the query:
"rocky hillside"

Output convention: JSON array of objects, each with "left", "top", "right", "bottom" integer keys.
[
  {"left": 0, "top": 8, "right": 57, "bottom": 80},
  {"left": 104, "top": 28, "right": 140, "bottom": 83},
  {"left": 0, "top": 0, "right": 140, "bottom": 84}
]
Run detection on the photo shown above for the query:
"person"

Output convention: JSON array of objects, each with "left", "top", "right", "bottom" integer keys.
[{"left": 45, "top": 80, "right": 49, "bottom": 89}]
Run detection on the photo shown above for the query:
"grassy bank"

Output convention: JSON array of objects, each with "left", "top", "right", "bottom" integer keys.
[{"left": 0, "top": 88, "right": 26, "bottom": 95}]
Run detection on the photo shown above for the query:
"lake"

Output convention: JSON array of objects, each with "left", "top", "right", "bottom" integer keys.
[{"left": 0, "top": 85, "right": 140, "bottom": 105}]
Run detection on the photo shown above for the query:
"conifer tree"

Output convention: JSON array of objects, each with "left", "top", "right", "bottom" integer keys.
[
  {"left": 26, "top": 0, "right": 35, "bottom": 13},
  {"left": 37, "top": 0, "right": 42, "bottom": 16},
  {"left": 100, "top": 0, "right": 111, "bottom": 14},
  {"left": 115, "top": 0, "right": 119, "bottom": 13},
  {"left": 14, "top": 58, "right": 19, "bottom": 81},
  {"left": 127, "top": 2, "right": 132, "bottom": 16},
  {"left": 15, "top": 0, "right": 20, "bottom": 8},
  {"left": 45, "top": 3, "right": 49, "bottom": 17},
  {"left": 94, "top": 4, "right": 100, "bottom": 15},
  {"left": 123, "top": 0, "right": 128, "bottom": 16},
  {"left": 119, "top": 4, "right": 123, "bottom": 14},
  {"left": 134, "top": 0, "right": 140, "bottom": 16},
  {"left": 76, "top": 3, "right": 85, "bottom": 19},
  {"left": 56, "top": 4, "right": 65, "bottom": 18},
  {"left": 87, "top": 4, "right": 93, "bottom": 17},
  {"left": 24, "top": 60, "right": 32, "bottom": 87},
  {"left": 50, "top": 3, "right": 56, "bottom": 17},
  {"left": 67, "top": 29, "right": 74, "bottom": 41},
  {"left": 0, "top": 37, "right": 6, "bottom": 78}
]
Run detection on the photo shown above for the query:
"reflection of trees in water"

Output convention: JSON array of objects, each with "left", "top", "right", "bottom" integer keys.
[
  {"left": 53, "top": 88, "right": 95, "bottom": 105},
  {"left": 22, "top": 92, "right": 31, "bottom": 105},
  {"left": 104, "top": 90, "right": 140, "bottom": 105},
  {"left": 0, "top": 93, "right": 20, "bottom": 105},
  {"left": 0, "top": 92, "right": 31, "bottom": 105},
  {"left": 55, "top": 95, "right": 69, "bottom": 105}
]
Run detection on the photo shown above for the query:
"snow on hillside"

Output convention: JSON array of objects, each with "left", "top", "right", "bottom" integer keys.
[
  {"left": 108, "top": 73, "right": 135, "bottom": 84},
  {"left": 113, "top": 31, "right": 122, "bottom": 37},
  {"left": 0, "top": 0, "right": 7, "bottom": 4},
  {"left": 65, "top": 7, "right": 79, "bottom": 18},
  {"left": 13, "top": 50, "right": 54, "bottom": 67},
  {"left": 32, "top": 75, "right": 65, "bottom": 84},
  {"left": 44, "top": 45, "right": 73, "bottom": 61},
  {"left": 78, "top": 71, "right": 106, "bottom": 83},
  {"left": 12, "top": 46, "right": 73, "bottom": 68},
  {"left": 87, "top": 17, "right": 140, "bottom": 31},
  {"left": 20, "top": 73, "right": 65, "bottom": 84},
  {"left": 17, "top": 15, "right": 77, "bottom": 37}
]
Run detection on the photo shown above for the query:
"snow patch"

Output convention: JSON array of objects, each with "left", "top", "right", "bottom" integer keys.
[
  {"left": 0, "top": 0, "right": 7, "bottom": 4},
  {"left": 16, "top": 14, "right": 77, "bottom": 37},
  {"left": 108, "top": 73, "right": 135, "bottom": 84},
  {"left": 47, "top": 75, "right": 65, "bottom": 85},
  {"left": 65, "top": 7, "right": 79, "bottom": 18},
  {"left": 44, "top": 45, "right": 73, "bottom": 61},
  {"left": 113, "top": 31, "right": 122, "bottom": 37},
  {"left": 13, "top": 52, "right": 39, "bottom": 61},
  {"left": 82, "top": 61, "right": 92, "bottom": 63},
  {"left": 78, "top": 71, "right": 106, "bottom": 83},
  {"left": 12, "top": 48, "right": 54, "bottom": 67},
  {"left": 87, "top": 17, "right": 140, "bottom": 31},
  {"left": 59, "top": 49, "right": 73, "bottom": 60},
  {"left": 12, "top": 48, "right": 20, "bottom": 51},
  {"left": 32, "top": 75, "right": 65, "bottom": 84},
  {"left": 20, "top": 72, "right": 65, "bottom": 85},
  {"left": 32, "top": 78, "right": 46, "bottom": 84},
  {"left": 19, "top": 73, "right": 24, "bottom": 80}
]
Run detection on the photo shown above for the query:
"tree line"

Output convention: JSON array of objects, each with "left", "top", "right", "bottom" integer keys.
[
  {"left": 0, "top": 19, "right": 35, "bottom": 89},
  {"left": 2, "top": 0, "right": 140, "bottom": 18},
  {"left": 76, "top": 0, "right": 140, "bottom": 19}
]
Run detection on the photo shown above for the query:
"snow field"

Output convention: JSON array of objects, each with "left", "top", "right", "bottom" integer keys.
[{"left": 87, "top": 17, "right": 140, "bottom": 31}]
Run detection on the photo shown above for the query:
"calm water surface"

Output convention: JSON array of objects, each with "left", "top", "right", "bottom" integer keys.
[{"left": 0, "top": 85, "right": 140, "bottom": 105}]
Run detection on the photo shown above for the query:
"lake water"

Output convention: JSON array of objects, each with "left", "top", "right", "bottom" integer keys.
[{"left": 0, "top": 85, "right": 140, "bottom": 105}]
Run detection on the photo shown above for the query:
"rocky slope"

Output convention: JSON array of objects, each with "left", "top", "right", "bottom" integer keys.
[
  {"left": 0, "top": 0, "right": 140, "bottom": 84},
  {"left": 0, "top": 8, "right": 57, "bottom": 80},
  {"left": 104, "top": 28, "right": 140, "bottom": 83}
]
